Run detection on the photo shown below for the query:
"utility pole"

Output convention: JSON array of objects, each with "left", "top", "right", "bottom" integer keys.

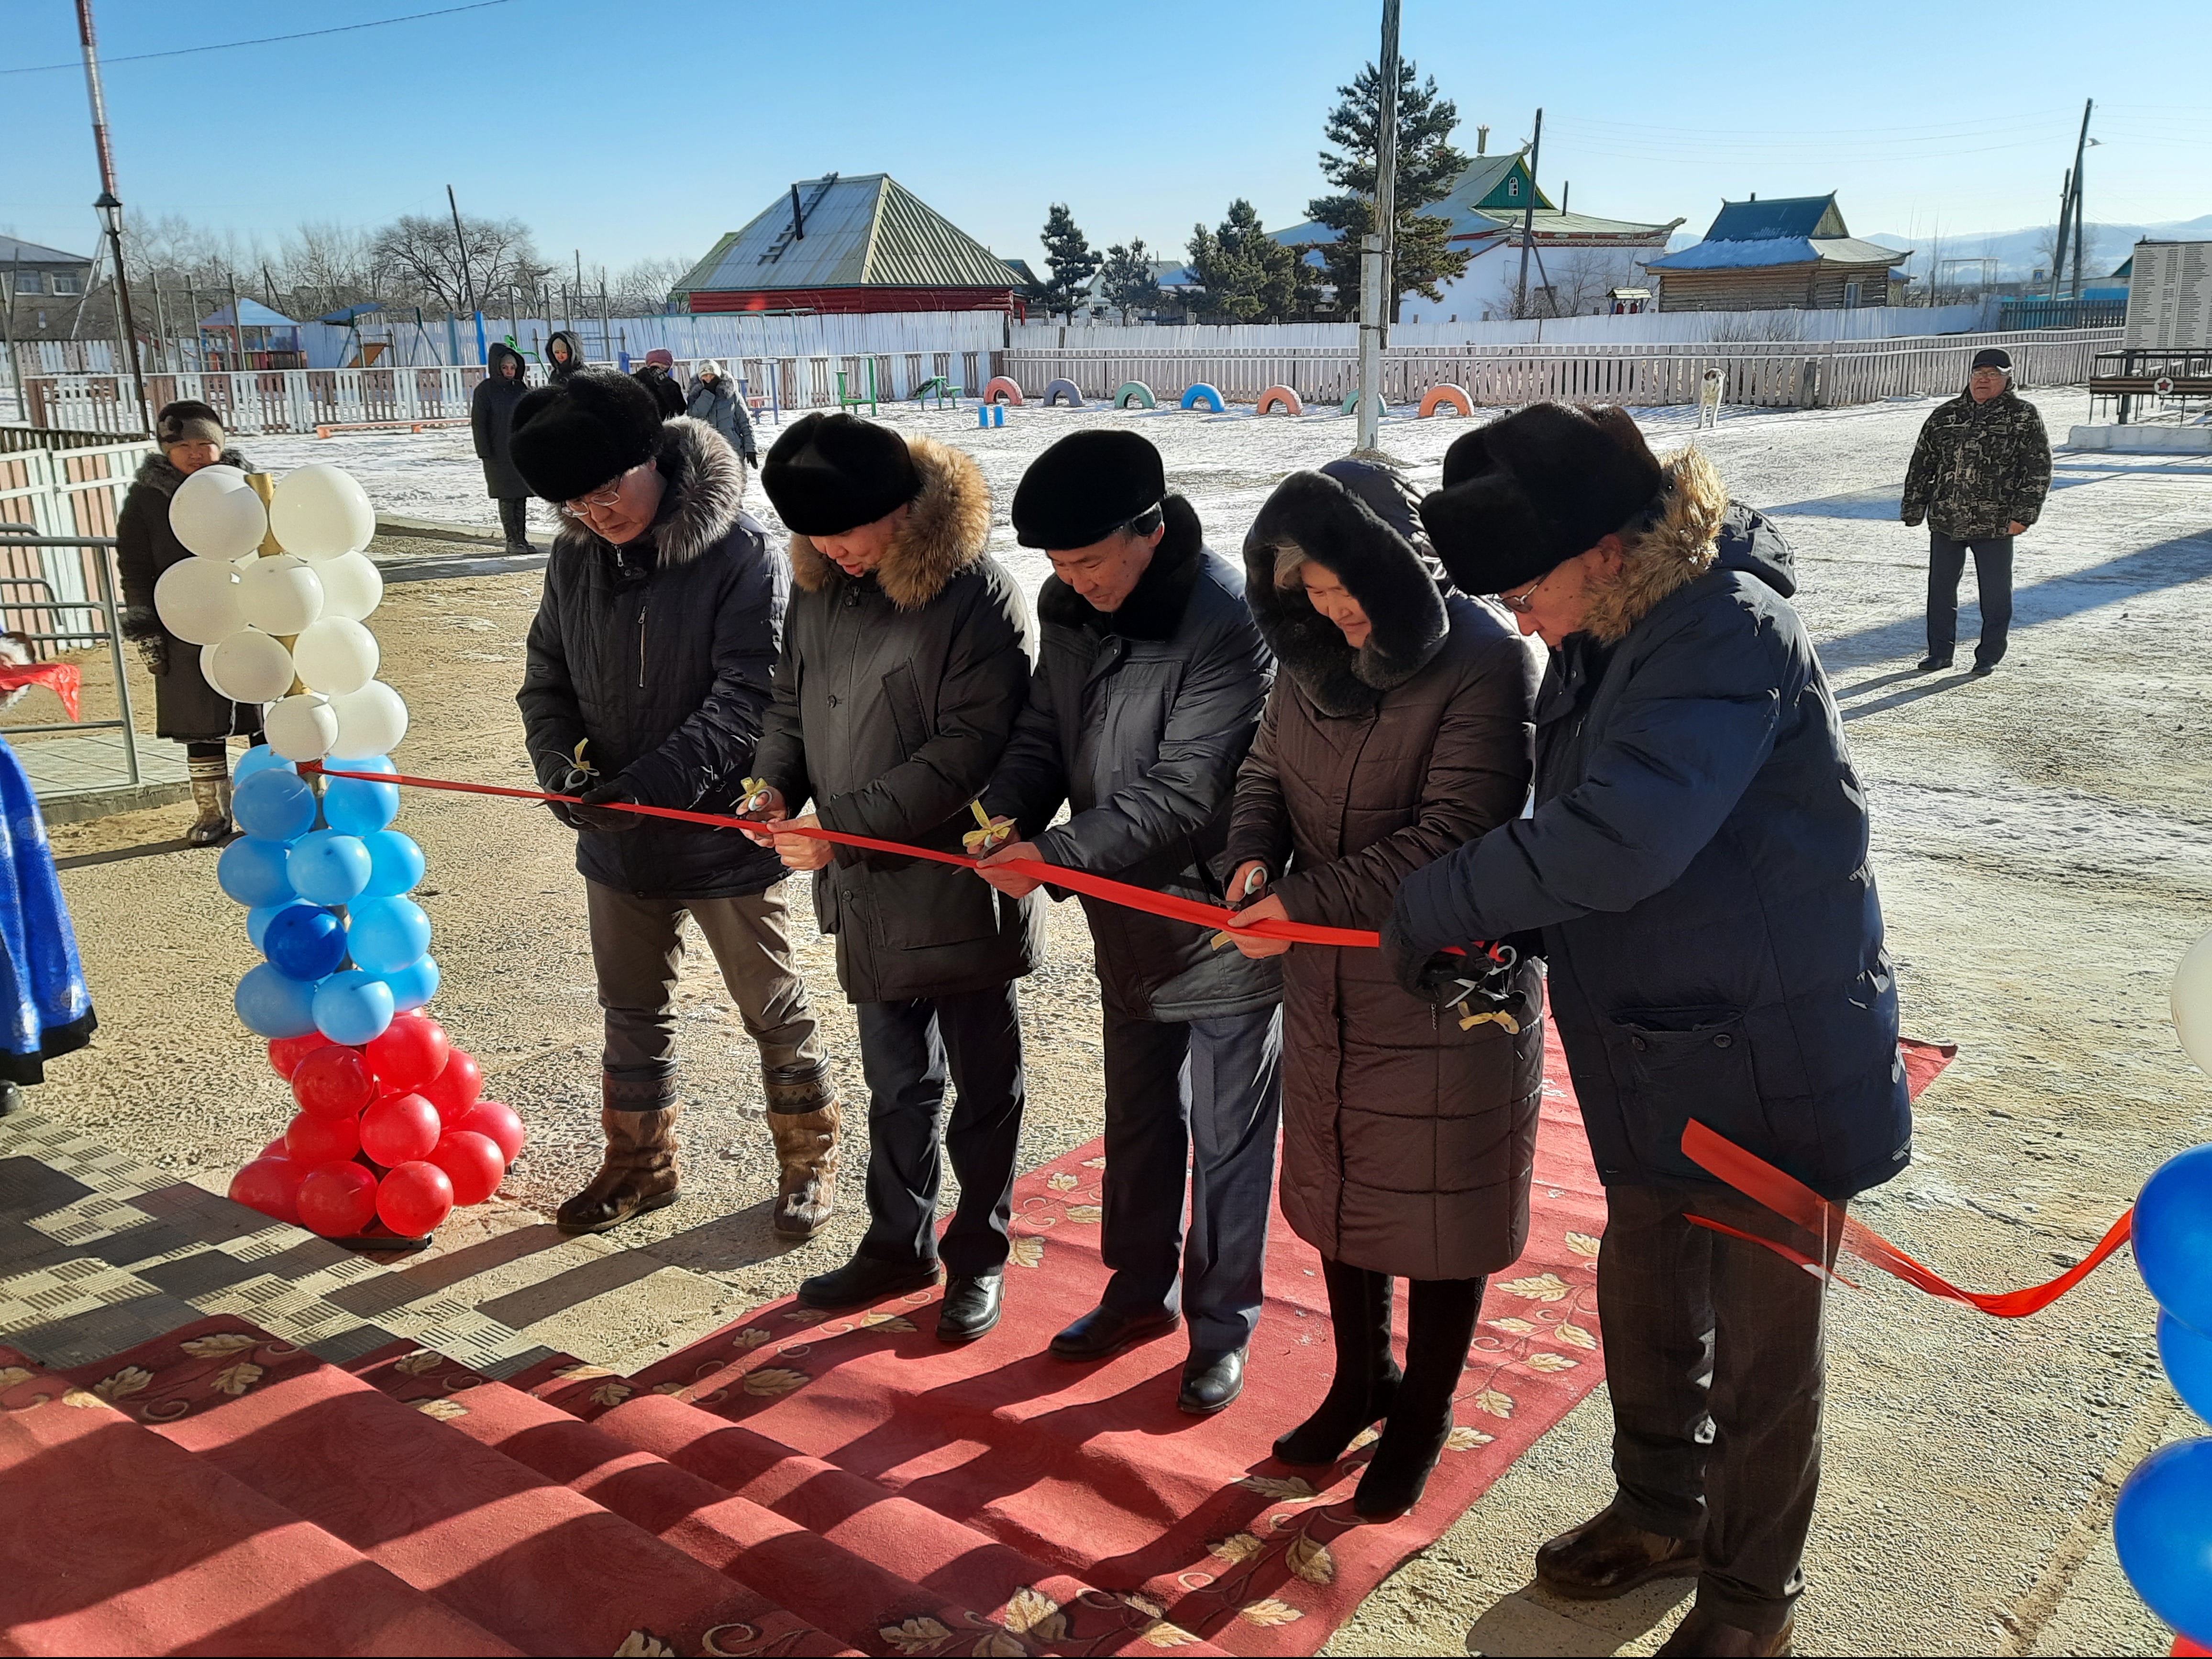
[
  {"left": 1515, "top": 109, "right": 1544, "bottom": 319},
  {"left": 1354, "top": 0, "right": 1400, "bottom": 455},
  {"left": 2068, "top": 98, "right": 2092, "bottom": 300},
  {"left": 447, "top": 184, "right": 486, "bottom": 364},
  {"left": 74, "top": 0, "right": 150, "bottom": 431},
  {"left": 2050, "top": 170, "right": 2073, "bottom": 297}
]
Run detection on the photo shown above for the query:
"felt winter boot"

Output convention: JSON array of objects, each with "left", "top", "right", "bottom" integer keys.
[
  {"left": 1353, "top": 1275, "right": 1485, "bottom": 1522},
  {"left": 1274, "top": 1258, "right": 1400, "bottom": 1465},
  {"left": 556, "top": 1091, "right": 680, "bottom": 1233},
  {"left": 185, "top": 751, "right": 232, "bottom": 846},
  {"left": 763, "top": 1066, "right": 841, "bottom": 1240}
]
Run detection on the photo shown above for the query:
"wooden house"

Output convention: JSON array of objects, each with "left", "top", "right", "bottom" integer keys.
[{"left": 1648, "top": 194, "right": 1906, "bottom": 312}]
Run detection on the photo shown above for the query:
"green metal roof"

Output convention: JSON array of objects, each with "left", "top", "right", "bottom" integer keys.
[{"left": 676, "top": 174, "right": 1022, "bottom": 294}]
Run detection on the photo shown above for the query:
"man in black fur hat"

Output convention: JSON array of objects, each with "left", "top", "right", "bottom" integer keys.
[
  {"left": 972, "top": 429, "right": 1281, "bottom": 1414},
  {"left": 512, "top": 368, "right": 842, "bottom": 1242},
  {"left": 747, "top": 412, "right": 1040, "bottom": 1345},
  {"left": 1390, "top": 403, "right": 1909, "bottom": 1658}
]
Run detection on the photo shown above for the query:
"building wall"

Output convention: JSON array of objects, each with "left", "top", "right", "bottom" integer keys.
[
  {"left": 1401, "top": 239, "right": 1667, "bottom": 324},
  {"left": 687, "top": 285, "right": 1016, "bottom": 316},
  {"left": 1658, "top": 261, "right": 1896, "bottom": 312}
]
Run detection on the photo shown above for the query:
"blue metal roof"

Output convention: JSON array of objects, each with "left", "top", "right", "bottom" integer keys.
[
  {"left": 1648, "top": 234, "right": 1902, "bottom": 271},
  {"left": 1703, "top": 195, "right": 1845, "bottom": 241},
  {"left": 199, "top": 298, "right": 298, "bottom": 328}
]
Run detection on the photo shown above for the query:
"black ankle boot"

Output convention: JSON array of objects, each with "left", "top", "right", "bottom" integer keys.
[
  {"left": 1275, "top": 1258, "right": 1399, "bottom": 1466},
  {"left": 1354, "top": 1275, "right": 1484, "bottom": 1522}
]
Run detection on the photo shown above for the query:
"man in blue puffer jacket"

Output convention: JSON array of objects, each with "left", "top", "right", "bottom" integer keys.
[{"left": 1391, "top": 402, "right": 1909, "bottom": 1659}]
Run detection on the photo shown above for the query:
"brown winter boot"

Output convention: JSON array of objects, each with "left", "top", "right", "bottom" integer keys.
[
  {"left": 185, "top": 754, "right": 232, "bottom": 846},
  {"left": 556, "top": 1095, "right": 681, "bottom": 1234},
  {"left": 763, "top": 1069, "right": 841, "bottom": 1241}
]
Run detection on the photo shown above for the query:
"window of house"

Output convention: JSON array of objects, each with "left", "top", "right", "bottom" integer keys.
[
  {"left": 49, "top": 272, "right": 82, "bottom": 295},
  {"left": 1507, "top": 179, "right": 1521, "bottom": 198},
  {"left": 10, "top": 271, "right": 42, "bottom": 295},
  {"left": 1843, "top": 281, "right": 1861, "bottom": 309}
]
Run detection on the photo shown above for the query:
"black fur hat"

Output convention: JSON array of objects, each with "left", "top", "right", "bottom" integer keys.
[
  {"left": 155, "top": 399, "right": 225, "bottom": 449},
  {"left": 509, "top": 368, "right": 664, "bottom": 502},
  {"left": 760, "top": 412, "right": 919, "bottom": 535},
  {"left": 1417, "top": 402, "right": 1664, "bottom": 595},
  {"left": 1012, "top": 429, "right": 1165, "bottom": 549}
]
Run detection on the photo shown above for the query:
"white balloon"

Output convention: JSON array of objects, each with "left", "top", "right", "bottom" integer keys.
[
  {"left": 270, "top": 464, "right": 376, "bottom": 560},
  {"left": 265, "top": 691, "right": 339, "bottom": 761},
  {"left": 236, "top": 555, "right": 325, "bottom": 635},
  {"left": 315, "top": 552, "right": 384, "bottom": 622},
  {"left": 291, "top": 616, "right": 380, "bottom": 696},
  {"left": 2175, "top": 927, "right": 2212, "bottom": 1073},
  {"left": 331, "top": 680, "right": 408, "bottom": 756},
  {"left": 203, "top": 629, "right": 298, "bottom": 703},
  {"left": 153, "top": 556, "right": 245, "bottom": 645},
  {"left": 170, "top": 465, "right": 268, "bottom": 560}
]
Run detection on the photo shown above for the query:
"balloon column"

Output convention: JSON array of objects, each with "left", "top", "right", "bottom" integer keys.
[
  {"left": 155, "top": 461, "right": 527, "bottom": 1240},
  {"left": 2114, "top": 926, "right": 2212, "bottom": 1650}
]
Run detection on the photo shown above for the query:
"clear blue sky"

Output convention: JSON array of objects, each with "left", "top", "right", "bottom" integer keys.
[{"left": 4, "top": 0, "right": 2207, "bottom": 276}]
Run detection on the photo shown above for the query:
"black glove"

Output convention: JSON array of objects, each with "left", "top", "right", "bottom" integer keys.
[
  {"left": 544, "top": 798, "right": 584, "bottom": 830},
  {"left": 1382, "top": 908, "right": 1463, "bottom": 1003},
  {"left": 573, "top": 774, "right": 641, "bottom": 833}
]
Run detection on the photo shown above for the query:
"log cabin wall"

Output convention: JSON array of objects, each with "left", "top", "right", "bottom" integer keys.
[{"left": 1658, "top": 261, "right": 1897, "bottom": 312}]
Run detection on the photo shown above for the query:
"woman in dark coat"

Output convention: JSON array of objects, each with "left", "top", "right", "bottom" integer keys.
[
  {"left": 544, "top": 329, "right": 583, "bottom": 384},
  {"left": 1222, "top": 459, "right": 1543, "bottom": 1522},
  {"left": 473, "top": 343, "right": 532, "bottom": 552},
  {"left": 115, "top": 400, "right": 262, "bottom": 844}
]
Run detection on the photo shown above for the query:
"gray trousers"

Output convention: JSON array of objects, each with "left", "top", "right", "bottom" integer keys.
[
  {"left": 1100, "top": 1005, "right": 1283, "bottom": 1350},
  {"left": 1599, "top": 1180, "right": 1844, "bottom": 1636},
  {"left": 585, "top": 880, "right": 823, "bottom": 1110}
]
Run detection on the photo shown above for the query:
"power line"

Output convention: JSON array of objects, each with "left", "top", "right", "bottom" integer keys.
[{"left": 0, "top": 0, "right": 522, "bottom": 76}]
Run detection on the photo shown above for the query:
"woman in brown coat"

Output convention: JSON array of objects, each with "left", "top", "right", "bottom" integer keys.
[{"left": 1222, "top": 459, "right": 1543, "bottom": 1521}]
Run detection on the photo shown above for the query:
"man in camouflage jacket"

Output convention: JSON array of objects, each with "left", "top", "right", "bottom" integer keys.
[{"left": 1901, "top": 347, "right": 2051, "bottom": 675}]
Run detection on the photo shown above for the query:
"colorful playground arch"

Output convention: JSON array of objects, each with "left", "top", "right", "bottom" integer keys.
[
  {"left": 1043, "top": 379, "right": 1084, "bottom": 408},
  {"left": 1256, "top": 386, "right": 1304, "bottom": 416},
  {"left": 1339, "top": 390, "right": 1388, "bottom": 418},
  {"left": 983, "top": 376, "right": 1024, "bottom": 407},
  {"left": 1418, "top": 384, "right": 1474, "bottom": 418},
  {"left": 1179, "top": 383, "right": 1226, "bottom": 413},
  {"left": 1113, "top": 381, "right": 1157, "bottom": 409}
]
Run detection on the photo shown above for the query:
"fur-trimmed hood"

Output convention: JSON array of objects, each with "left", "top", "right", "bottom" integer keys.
[
  {"left": 544, "top": 330, "right": 584, "bottom": 379},
  {"left": 1036, "top": 494, "right": 1204, "bottom": 642},
  {"left": 551, "top": 416, "right": 746, "bottom": 569},
  {"left": 133, "top": 447, "right": 252, "bottom": 498},
  {"left": 1243, "top": 468, "right": 1449, "bottom": 717},
  {"left": 1578, "top": 445, "right": 1732, "bottom": 645},
  {"left": 787, "top": 433, "right": 990, "bottom": 609}
]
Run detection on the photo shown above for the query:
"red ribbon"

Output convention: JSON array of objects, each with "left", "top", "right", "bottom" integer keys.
[{"left": 0, "top": 661, "right": 80, "bottom": 721}]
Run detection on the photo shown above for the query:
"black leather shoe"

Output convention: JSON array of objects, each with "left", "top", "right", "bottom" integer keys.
[
  {"left": 1970, "top": 661, "right": 1997, "bottom": 676},
  {"left": 1917, "top": 654, "right": 1952, "bottom": 672},
  {"left": 1178, "top": 1346, "right": 1247, "bottom": 1415},
  {"left": 797, "top": 1253, "right": 940, "bottom": 1310},
  {"left": 1050, "top": 1304, "right": 1181, "bottom": 1361},
  {"left": 937, "top": 1274, "right": 1003, "bottom": 1344},
  {"left": 1535, "top": 1501, "right": 1702, "bottom": 1600}
]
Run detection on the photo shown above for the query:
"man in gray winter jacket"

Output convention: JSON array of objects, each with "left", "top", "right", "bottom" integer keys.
[{"left": 975, "top": 430, "right": 1280, "bottom": 1416}]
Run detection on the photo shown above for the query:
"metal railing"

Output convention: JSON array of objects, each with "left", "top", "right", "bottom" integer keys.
[{"left": 0, "top": 528, "right": 142, "bottom": 791}]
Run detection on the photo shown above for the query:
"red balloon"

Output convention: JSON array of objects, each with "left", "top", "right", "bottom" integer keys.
[
  {"left": 368, "top": 1014, "right": 450, "bottom": 1093},
  {"left": 455, "top": 1099, "right": 526, "bottom": 1166},
  {"left": 376, "top": 1161, "right": 454, "bottom": 1238},
  {"left": 286, "top": 1111, "right": 360, "bottom": 1166},
  {"left": 420, "top": 1048, "right": 484, "bottom": 1123},
  {"left": 228, "top": 1156, "right": 304, "bottom": 1225},
  {"left": 292, "top": 1044, "right": 376, "bottom": 1120},
  {"left": 428, "top": 1129, "right": 505, "bottom": 1206},
  {"left": 297, "top": 1161, "right": 378, "bottom": 1237},
  {"left": 268, "top": 1033, "right": 333, "bottom": 1080},
  {"left": 360, "top": 1092, "right": 441, "bottom": 1166},
  {"left": 260, "top": 1135, "right": 288, "bottom": 1159}
]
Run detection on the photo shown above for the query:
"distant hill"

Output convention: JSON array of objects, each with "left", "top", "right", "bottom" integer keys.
[{"left": 1663, "top": 214, "right": 2212, "bottom": 280}]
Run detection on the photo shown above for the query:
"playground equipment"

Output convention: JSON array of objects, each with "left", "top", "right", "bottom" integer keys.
[
  {"left": 1180, "top": 383, "right": 1226, "bottom": 413},
  {"left": 1256, "top": 386, "right": 1304, "bottom": 416},
  {"left": 1417, "top": 384, "right": 1474, "bottom": 419},
  {"left": 1112, "top": 380, "right": 1158, "bottom": 409},
  {"left": 1340, "top": 390, "right": 1389, "bottom": 419},
  {"left": 912, "top": 375, "right": 962, "bottom": 410},
  {"left": 975, "top": 404, "right": 1007, "bottom": 429},
  {"left": 983, "top": 376, "right": 1024, "bottom": 406},
  {"left": 1043, "top": 378, "right": 1084, "bottom": 409},
  {"left": 835, "top": 360, "right": 880, "bottom": 417}
]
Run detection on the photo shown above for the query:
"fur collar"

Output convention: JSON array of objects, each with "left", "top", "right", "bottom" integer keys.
[
  {"left": 552, "top": 416, "right": 744, "bottom": 569},
  {"left": 1243, "top": 470, "right": 1448, "bottom": 717},
  {"left": 788, "top": 434, "right": 990, "bottom": 609},
  {"left": 1036, "top": 494, "right": 1203, "bottom": 642},
  {"left": 133, "top": 447, "right": 251, "bottom": 498},
  {"left": 1579, "top": 445, "right": 1728, "bottom": 645}
]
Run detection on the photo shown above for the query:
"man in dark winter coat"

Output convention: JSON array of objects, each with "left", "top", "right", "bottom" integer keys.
[
  {"left": 1391, "top": 404, "right": 1910, "bottom": 1659},
  {"left": 747, "top": 412, "right": 1040, "bottom": 1345},
  {"left": 974, "top": 430, "right": 1280, "bottom": 1415},
  {"left": 1902, "top": 347, "right": 2050, "bottom": 674},
  {"left": 686, "top": 361, "right": 758, "bottom": 465},
  {"left": 115, "top": 400, "right": 263, "bottom": 844},
  {"left": 544, "top": 329, "right": 584, "bottom": 383},
  {"left": 512, "top": 369, "right": 842, "bottom": 1240},
  {"left": 472, "top": 343, "right": 533, "bottom": 552}
]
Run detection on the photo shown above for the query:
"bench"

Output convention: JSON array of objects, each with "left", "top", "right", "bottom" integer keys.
[{"left": 314, "top": 419, "right": 470, "bottom": 439}]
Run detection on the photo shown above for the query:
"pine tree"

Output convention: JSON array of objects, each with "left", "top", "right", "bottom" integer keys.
[
  {"left": 1186, "top": 201, "right": 1309, "bottom": 323},
  {"left": 1039, "top": 204, "right": 1102, "bottom": 322},
  {"left": 1303, "top": 59, "right": 1472, "bottom": 321},
  {"left": 1099, "top": 239, "right": 1164, "bottom": 322}
]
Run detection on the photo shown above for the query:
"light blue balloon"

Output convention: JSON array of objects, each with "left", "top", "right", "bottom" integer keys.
[
  {"left": 289, "top": 829, "right": 372, "bottom": 906},
  {"left": 246, "top": 897, "right": 313, "bottom": 950},
  {"left": 347, "top": 896, "right": 431, "bottom": 975},
  {"left": 323, "top": 772, "right": 399, "bottom": 837},
  {"left": 361, "top": 829, "right": 426, "bottom": 897},
  {"left": 232, "top": 767, "right": 319, "bottom": 842},
  {"left": 217, "top": 837, "right": 296, "bottom": 907},
  {"left": 235, "top": 961, "right": 321, "bottom": 1038},
  {"left": 329, "top": 754, "right": 397, "bottom": 776},
  {"left": 232, "top": 744, "right": 295, "bottom": 786},
  {"left": 377, "top": 952, "right": 440, "bottom": 1012},
  {"left": 312, "top": 968, "right": 395, "bottom": 1045}
]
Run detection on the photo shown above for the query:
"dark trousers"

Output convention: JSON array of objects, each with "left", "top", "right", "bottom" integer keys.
[
  {"left": 1598, "top": 1180, "right": 1844, "bottom": 1637},
  {"left": 497, "top": 497, "right": 530, "bottom": 547},
  {"left": 1100, "top": 1005, "right": 1283, "bottom": 1350},
  {"left": 855, "top": 983, "right": 1026, "bottom": 1279},
  {"left": 1926, "top": 530, "right": 2014, "bottom": 665}
]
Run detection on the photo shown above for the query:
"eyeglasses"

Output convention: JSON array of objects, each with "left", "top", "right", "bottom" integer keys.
[
  {"left": 1497, "top": 574, "right": 1546, "bottom": 614},
  {"left": 564, "top": 465, "right": 643, "bottom": 514}
]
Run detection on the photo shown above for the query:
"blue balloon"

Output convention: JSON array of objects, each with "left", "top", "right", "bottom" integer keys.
[
  {"left": 289, "top": 829, "right": 372, "bottom": 906},
  {"left": 232, "top": 767, "right": 319, "bottom": 842},
  {"left": 2116, "top": 1437, "right": 2212, "bottom": 1645},
  {"left": 377, "top": 951, "right": 440, "bottom": 1012},
  {"left": 313, "top": 968, "right": 395, "bottom": 1045},
  {"left": 2136, "top": 1144, "right": 2212, "bottom": 1333},
  {"left": 232, "top": 744, "right": 295, "bottom": 786},
  {"left": 323, "top": 772, "right": 399, "bottom": 837},
  {"left": 235, "top": 962, "right": 321, "bottom": 1038},
  {"left": 217, "top": 837, "right": 296, "bottom": 907},
  {"left": 265, "top": 904, "right": 348, "bottom": 982},
  {"left": 347, "top": 896, "right": 431, "bottom": 976},
  {"left": 2162, "top": 1312, "right": 2212, "bottom": 1425},
  {"left": 361, "top": 829, "right": 426, "bottom": 897},
  {"left": 247, "top": 897, "right": 312, "bottom": 950},
  {"left": 330, "top": 754, "right": 397, "bottom": 776}
]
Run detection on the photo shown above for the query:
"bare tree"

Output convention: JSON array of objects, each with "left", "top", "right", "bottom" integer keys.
[
  {"left": 609, "top": 254, "right": 692, "bottom": 315},
  {"left": 367, "top": 211, "right": 553, "bottom": 317},
  {"left": 1548, "top": 247, "right": 1637, "bottom": 316}
]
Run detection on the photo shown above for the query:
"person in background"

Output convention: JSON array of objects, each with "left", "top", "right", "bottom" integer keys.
[
  {"left": 545, "top": 329, "right": 584, "bottom": 384},
  {"left": 0, "top": 733, "right": 96, "bottom": 1117},
  {"left": 473, "top": 343, "right": 534, "bottom": 553},
  {"left": 975, "top": 430, "right": 1279, "bottom": 1416},
  {"left": 115, "top": 400, "right": 263, "bottom": 845},
  {"left": 633, "top": 361, "right": 686, "bottom": 421},
  {"left": 686, "top": 361, "right": 759, "bottom": 465},
  {"left": 1221, "top": 458, "right": 1542, "bottom": 1519},
  {"left": 1902, "top": 346, "right": 2050, "bottom": 675}
]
